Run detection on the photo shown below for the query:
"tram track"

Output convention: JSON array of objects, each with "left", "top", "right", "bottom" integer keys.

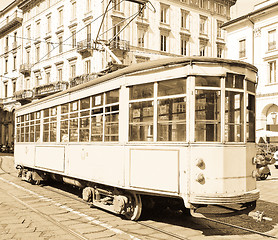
[{"left": 0, "top": 163, "right": 277, "bottom": 240}]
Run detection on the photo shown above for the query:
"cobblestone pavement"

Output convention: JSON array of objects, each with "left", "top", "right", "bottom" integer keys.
[{"left": 0, "top": 154, "right": 278, "bottom": 240}]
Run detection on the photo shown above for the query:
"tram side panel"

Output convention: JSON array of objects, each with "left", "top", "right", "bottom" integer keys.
[
  {"left": 66, "top": 145, "right": 125, "bottom": 187},
  {"left": 189, "top": 145, "right": 257, "bottom": 204},
  {"left": 14, "top": 144, "right": 35, "bottom": 169}
]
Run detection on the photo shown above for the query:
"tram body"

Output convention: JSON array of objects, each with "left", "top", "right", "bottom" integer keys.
[{"left": 14, "top": 57, "right": 259, "bottom": 220}]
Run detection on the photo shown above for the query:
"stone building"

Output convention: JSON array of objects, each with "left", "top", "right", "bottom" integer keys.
[
  {"left": 0, "top": 0, "right": 236, "bottom": 147},
  {"left": 223, "top": 0, "right": 278, "bottom": 143}
]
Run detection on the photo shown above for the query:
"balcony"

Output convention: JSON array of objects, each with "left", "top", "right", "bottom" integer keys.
[
  {"left": 34, "top": 81, "right": 68, "bottom": 98},
  {"left": 0, "top": 10, "right": 23, "bottom": 36},
  {"left": 19, "top": 64, "right": 31, "bottom": 76},
  {"left": 69, "top": 74, "right": 100, "bottom": 88},
  {"left": 77, "top": 40, "right": 94, "bottom": 55},
  {"left": 14, "top": 89, "right": 33, "bottom": 105},
  {"left": 109, "top": 39, "right": 130, "bottom": 51}
]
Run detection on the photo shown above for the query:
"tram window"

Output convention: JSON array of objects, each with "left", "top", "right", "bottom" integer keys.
[
  {"left": 91, "top": 115, "right": 103, "bottom": 141},
  {"left": 247, "top": 81, "right": 256, "bottom": 93},
  {"left": 80, "top": 97, "right": 90, "bottom": 110},
  {"left": 80, "top": 117, "right": 90, "bottom": 142},
  {"left": 61, "top": 103, "right": 69, "bottom": 114},
  {"left": 106, "top": 89, "right": 119, "bottom": 104},
  {"left": 195, "top": 76, "right": 221, "bottom": 87},
  {"left": 25, "top": 115, "right": 30, "bottom": 142},
  {"left": 129, "top": 101, "right": 154, "bottom": 141},
  {"left": 69, "top": 118, "right": 78, "bottom": 142},
  {"left": 247, "top": 94, "right": 255, "bottom": 142},
  {"left": 158, "top": 78, "right": 186, "bottom": 96},
  {"left": 195, "top": 90, "right": 221, "bottom": 142},
  {"left": 225, "top": 91, "right": 244, "bottom": 142},
  {"left": 43, "top": 107, "right": 57, "bottom": 142},
  {"left": 226, "top": 73, "right": 244, "bottom": 89},
  {"left": 35, "top": 111, "right": 40, "bottom": 142},
  {"left": 61, "top": 120, "right": 69, "bottom": 142},
  {"left": 158, "top": 98, "right": 186, "bottom": 141},
  {"left": 30, "top": 113, "right": 35, "bottom": 142},
  {"left": 130, "top": 83, "right": 153, "bottom": 100},
  {"left": 92, "top": 94, "right": 103, "bottom": 107}
]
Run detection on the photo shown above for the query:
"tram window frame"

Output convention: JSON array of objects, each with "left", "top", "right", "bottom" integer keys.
[
  {"left": 224, "top": 90, "right": 244, "bottom": 142},
  {"left": 91, "top": 94, "right": 104, "bottom": 142},
  {"left": 157, "top": 78, "right": 187, "bottom": 142},
  {"left": 43, "top": 107, "right": 57, "bottom": 142},
  {"left": 79, "top": 97, "right": 91, "bottom": 142},
  {"left": 246, "top": 82, "right": 256, "bottom": 142},
  {"left": 194, "top": 76, "right": 222, "bottom": 142},
  {"left": 129, "top": 78, "right": 187, "bottom": 142},
  {"left": 61, "top": 103, "right": 69, "bottom": 142}
]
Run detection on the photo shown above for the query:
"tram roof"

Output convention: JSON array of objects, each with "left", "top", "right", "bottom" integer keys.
[{"left": 18, "top": 57, "right": 257, "bottom": 110}]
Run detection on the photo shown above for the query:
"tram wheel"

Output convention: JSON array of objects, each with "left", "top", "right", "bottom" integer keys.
[
  {"left": 124, "top": 193, "right": 142, "bottom": 221},
  {"left": 259, "top": 174, "right": 268, "bottom": 180}
]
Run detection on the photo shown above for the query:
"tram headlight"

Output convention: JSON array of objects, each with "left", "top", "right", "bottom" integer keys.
[
  {"left": 195, "top": 173, "right": 205, "bottom": 184},
  {"left": 196, "top": 158, "right": 205, "bottom": 169}
]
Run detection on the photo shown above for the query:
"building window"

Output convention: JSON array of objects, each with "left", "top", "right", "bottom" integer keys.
[
  {"left": 180, "top": 37, "right": 187, "bottom": 55},
  {"left": 47, "top": 15, "right": 51, "bottom": 33},
  {"left": 4, "top": 83, "right": 8, "bottom": 98},
  {"left": 138, "top": 28, "right": 146, "bottom": 47},
  {"left": 268, "top": 29, "right": 276, "bottom": 51},
  {"left": 269, "top": 60, "right": 277, "bottom": 84},
  {"left": 59, "top": 9, "right": 63, "bottom": 26},
  {"left": 13, "top": 55, "right": 17, "bottom": 70},
  {"left": 217, "top": 20, "right": 223, "bottom": 38},
  {"left": 47, "top": 42, "right": 51, "bottom": 58},
  {"left": 13, "top": 32, "right": 17, "bottom": 47},
  {"left": 215, "top": 2, "right": 224, "bottom": 15},
  {"left": 72, "top": 1, "right": 76, "bottom": 19},
  {"left": 160, "top": 34, "right": 167, "bottom": 52},
  {"left": 27, "top": 27, "right": 31, "bottom": 44},
  {"left": 217, "top": 44, "right": 223, "bottom": 58},
  {"left": 239, "top": 39, "right": 246, "bottom": 58},
  {"left": 181, "top": 10, "right": 189, "bottom": 29},
  {"left": 85, "top": 60, "right": 91, "bottom": 74},
  {"left": 58, "top": 36, "right": 63, "bottom": 53},
  {"left": 160, "top": 4, "right": 169, "bottom": 24},
  {"left": 70, "top": 64, "right": 76, "bottom": 77},
  {"left": 46, "top": 72, "right": 51, "bottom": 84},
  {"left": 199, "top": 15, "right": 207, "bottom": 35},
  {"left": 72, "top": 31, "right": 76, "bottom": 48},
  {"left": 199, "top": 40, "right": 206, "bottom": 56},
  {"left": 86, "top": 24, "right": 91, "bottom": 42},
  {"left": 58, "top": 68, "right": 63, "bottom": 82},
  {"left": 36, "top": 21, "right": 40, "bottom": 39},
  {"left": 199, "top": 0, "right": 208, "bottom": 9},
  {"left": 113, "top": 0, "right": 121, "bottom": 11},
  {"left": 36, "top": 44, "right": 40, "bottom": 62},
  {"left": 86, "top": 0, "right": 91, "bottom": 13},
  {"left": 26, "top": 50, "right": 30, "bottom": 65},
  {"left": 13, "top": 81, "right": 16, "bottom": 94},
  {"left": 5, "top": 58, "right": 8, "bottom": 73}
]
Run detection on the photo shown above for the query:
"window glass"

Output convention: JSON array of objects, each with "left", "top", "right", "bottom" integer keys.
[
  {"left": 130, "top": 83, "right": 153, "bottom": 100},
  {"left": 247, "top": 94, "right": 255, "bottom": 142},
  {"left": 61, "top": 120, "right": 69, "bottom": 142},
  {"left": 80, "top": 117, "right": 90, "bottom": 142},
  {"left": 35, "top": 111, "right": 40, "bottom": 142},
  {"left": 61, "top": 103, "right": 69, "bottom": 114},
  {"left": 106, "top": 89, "right": 119, "bottom": 104},
  {"left": 247, "top": 81, "right": 256, "bottom": 93},
  {"left": 158, "top": 78, "right": 186, "bottom": 96},
  {"left": 226, "top": 73, "right": 244, "bottom": 89},
  {"left": 81, "top": 97, "right": 90, "bottom": 110},
  {"left": 225, "top": 91, "right": 244, "bottom": 142},
  {"left": 129, "top": 101, "right": 153, "bottom": 141},
  {"left": 195, "top": 90, "right": 221, "bottom": 142},
  {"left": 69, "top": 118, "right": 78, "bottom": 142},
  {"left": 195, "top": 76, "right": 221, "bottom": 87},
  {"left": 91, "top": 115, "right": 103, "bottom": 141},
  {"left": 105, "top": 113, "right": 119, "bottom": 141},
  {"left": 158, "top": 97, "right": 186, "bottom": 141}
]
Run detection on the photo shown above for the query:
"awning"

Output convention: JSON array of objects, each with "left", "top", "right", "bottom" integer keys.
[{"left": 256, "top": 129, "right": 278, "bottom": 137}]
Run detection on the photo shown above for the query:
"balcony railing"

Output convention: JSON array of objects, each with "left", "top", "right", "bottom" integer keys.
[
  {"left": 19, "top": 64, "right": 31, "bottom": 76},
  {"left": 69, "top": 74, "right": 99, "bottom": 88},
  {"left": 34, "top": 81, "right": 68, "bottom": 98},
  {"left": 14, "top": 89, "right": 33, "bottom": 104},
  {"left": 77, "top": 40, "right": 93, "bottom": 53},
  {"left": 109, "top": 39, "right": 130, "bottom": 51},
  {"left": 0, "top": 10, "right": 23, "bottom": 36}
]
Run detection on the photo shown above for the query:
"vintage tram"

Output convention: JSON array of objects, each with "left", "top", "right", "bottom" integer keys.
[{"left": 15, "top": 57, "right": 259, "bottom": 220}]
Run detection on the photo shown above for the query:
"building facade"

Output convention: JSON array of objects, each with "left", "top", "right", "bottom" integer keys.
[
  {"left": 223, "top": 0, "right": 278, "bottom": 143},
  {"left": 0, "top": 0, "right": 236, "bottom": 147}
]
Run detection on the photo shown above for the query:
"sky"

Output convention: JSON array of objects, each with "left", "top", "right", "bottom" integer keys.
[{"left": 0, "top": 0, "right": 264, "bottom": 18}]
